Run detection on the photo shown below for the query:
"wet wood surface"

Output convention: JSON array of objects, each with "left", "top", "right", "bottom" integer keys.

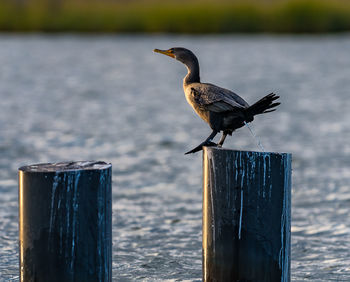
[
  {"left": 202, "top": 147, "right": 291, "bottom": 282},
  {"left": 18, "top": 161, "right": 112, "bottom": 282}
]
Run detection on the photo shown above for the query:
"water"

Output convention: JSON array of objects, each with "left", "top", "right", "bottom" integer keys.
[
  {"left": 244, "top": 121, "right": 265, "bottom": 152},
  {"left": 1, "top": 34, "right": 350, "bottom": 281}
]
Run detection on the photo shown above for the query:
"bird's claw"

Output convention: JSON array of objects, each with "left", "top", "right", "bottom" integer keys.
[{"left": 185, "top": 141, "right": 217, "bottom": 155}]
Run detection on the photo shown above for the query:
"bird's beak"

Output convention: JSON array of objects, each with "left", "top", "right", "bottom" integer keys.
[{"left": 153, "top": 48, "right": 175, "bottom": 58}]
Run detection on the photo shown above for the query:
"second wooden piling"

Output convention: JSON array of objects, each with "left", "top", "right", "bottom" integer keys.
[
  {"left": 202, "top": 147, "right": 291, "bottom": 282},
  {"left": 18, "top": 161, "right": 112, "bottom": 282}
]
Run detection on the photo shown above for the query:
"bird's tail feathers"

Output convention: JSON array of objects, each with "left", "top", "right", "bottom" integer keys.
[{"left": 245, "top": 93, "right": 280, "bottom": 120}]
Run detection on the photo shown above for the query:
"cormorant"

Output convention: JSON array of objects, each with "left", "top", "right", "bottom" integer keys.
[{"left": 154, "top": 47, "right": 280, "bottom": 154}]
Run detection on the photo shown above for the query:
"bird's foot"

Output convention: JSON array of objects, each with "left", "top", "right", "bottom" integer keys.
[{"left": 185, "top": 141, "right": 217, "bottom": 155}]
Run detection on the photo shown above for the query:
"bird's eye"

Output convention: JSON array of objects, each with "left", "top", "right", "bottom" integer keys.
[{"left": 169, "top": 48, "right": 174, "bottom": 53}]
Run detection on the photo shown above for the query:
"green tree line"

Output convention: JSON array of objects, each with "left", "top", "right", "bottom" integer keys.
[{"left": 1, "top": 0, "right": 350, "bottom": 33}]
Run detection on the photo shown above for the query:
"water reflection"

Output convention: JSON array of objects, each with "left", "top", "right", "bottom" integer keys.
[{"left": 0, "top": 34, "right": 350, "bottom": 280}]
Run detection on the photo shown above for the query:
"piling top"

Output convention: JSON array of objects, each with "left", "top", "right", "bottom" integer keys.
[
  {"left": 19, "top": 161, "right": 111, "bottom": 173},
  {"left": 204, "top": 146, "right": 291, "bottom": 157}
]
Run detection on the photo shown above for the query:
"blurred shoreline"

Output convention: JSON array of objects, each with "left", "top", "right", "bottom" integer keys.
[{"left": 1, "top": 0, "right": 350, "bottom": 33}]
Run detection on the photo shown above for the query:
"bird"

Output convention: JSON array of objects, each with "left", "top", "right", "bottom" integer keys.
[{"left": 153, "top": 47, "right": 280, "bottom": 154}]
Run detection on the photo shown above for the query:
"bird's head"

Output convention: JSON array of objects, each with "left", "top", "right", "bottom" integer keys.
[{"left": 154, "top": 47, "right": 198, "bottom": 66}]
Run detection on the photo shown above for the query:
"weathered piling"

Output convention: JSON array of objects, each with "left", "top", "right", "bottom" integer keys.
[
  {"left": 202, "top": 147, "right": 291, "bottom": 282},
  {"left": 18, "top": 161, "right": 112, "bottom": 282}
]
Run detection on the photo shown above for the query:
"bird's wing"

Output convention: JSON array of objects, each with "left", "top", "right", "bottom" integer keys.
[{"left": 190, "top": 83, "right": 249, "bottom": 113}]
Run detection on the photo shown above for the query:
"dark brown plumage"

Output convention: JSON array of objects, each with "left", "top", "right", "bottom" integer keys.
[{"left": 154, "top": 47, "right": 280, "bottom": 154}]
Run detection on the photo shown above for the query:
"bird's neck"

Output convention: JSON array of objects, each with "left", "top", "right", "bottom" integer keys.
[{"left": 183, "top": 60, "right": 200, "bottom": 86}]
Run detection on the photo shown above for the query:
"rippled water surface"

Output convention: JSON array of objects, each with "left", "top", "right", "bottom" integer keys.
[{"left": 1, "top": 34, "right": 350, "bottom": 281}]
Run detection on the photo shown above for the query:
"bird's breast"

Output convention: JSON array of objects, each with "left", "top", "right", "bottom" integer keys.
[{"left": 184, "top": 87, "right": 210, "bottom": 123}]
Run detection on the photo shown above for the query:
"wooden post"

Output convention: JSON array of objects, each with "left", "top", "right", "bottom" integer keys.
[
  {"left": 202, "top": 147, "right": 291, "bottom": 282},
  {"left": 18, "top": 161, "right": 112, "bottom": 282}
]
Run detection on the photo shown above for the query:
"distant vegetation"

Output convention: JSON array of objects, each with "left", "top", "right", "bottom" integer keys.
[{"left": 1, "top": 0, "right": 350, "bottom": 33}]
